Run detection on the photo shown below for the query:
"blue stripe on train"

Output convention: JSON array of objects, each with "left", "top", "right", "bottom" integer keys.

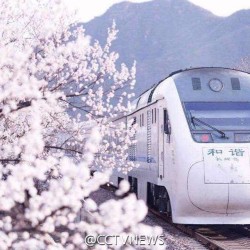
[{"left": 128, "top": 156, "right": 156, "bottom": 163}]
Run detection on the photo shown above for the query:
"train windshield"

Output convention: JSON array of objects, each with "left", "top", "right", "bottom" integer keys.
[{"left": 184, "top": 102, "right": 250, "bottom": 131}]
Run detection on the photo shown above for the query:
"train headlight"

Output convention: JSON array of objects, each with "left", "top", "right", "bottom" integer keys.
[
  {"left": 193, "top": 133, "right": 213, "bottom": 143},
  {"left": 208, "top": 79, "right": 223, "bottom": 92},
  {"left": 235, "top": 133, "right": 250, "bottom": 142}
]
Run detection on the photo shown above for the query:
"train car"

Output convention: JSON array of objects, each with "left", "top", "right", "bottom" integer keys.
[{"left": 110, "top": 67, "right": 250, "bottom": 224}]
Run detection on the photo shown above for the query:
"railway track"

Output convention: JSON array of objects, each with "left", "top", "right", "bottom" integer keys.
[
  {"left": 150, "top": 208, "right": 250, "bottom": 250},
  {"left": 100, "top": 184, "right": 250, "bottom": 249}
]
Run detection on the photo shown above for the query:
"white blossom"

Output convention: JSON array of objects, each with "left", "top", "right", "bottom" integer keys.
[{"left": 0, "top": 1, "right": 162, "bottom": 249}]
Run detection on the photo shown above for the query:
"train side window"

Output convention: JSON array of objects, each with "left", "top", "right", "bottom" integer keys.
[
  {"left": 155, "top": 108, "right": 157, "bottom": 123},
  {"left": 152, "top": 109, "right": 154, "bottom": 124},
  {"left": 139, "top": 113, "right": 144, "bottom": 127},
  {"left": 164, "top": 109, "right": 171, "bottom": 135},
  {"left": 128, "top": 117, "right": 137, "bottom": 161}
]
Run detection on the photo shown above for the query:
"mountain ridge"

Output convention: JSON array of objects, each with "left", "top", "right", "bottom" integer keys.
[{"left": 82, "top": 0, "right": 250, "bottom": 96}]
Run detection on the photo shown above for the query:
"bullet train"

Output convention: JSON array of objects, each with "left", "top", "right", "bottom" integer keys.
[{"left": 110, "top": 67, "right": 250, "bottom": 224}]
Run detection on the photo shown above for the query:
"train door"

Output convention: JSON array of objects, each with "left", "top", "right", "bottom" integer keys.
[{"left": 158, "top": 101, "right": 171, "bottom": 179}]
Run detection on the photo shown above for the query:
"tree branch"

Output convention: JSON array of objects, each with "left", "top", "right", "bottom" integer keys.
[{"left": 45, "top": 145, "right": 83, "bottom": 155}]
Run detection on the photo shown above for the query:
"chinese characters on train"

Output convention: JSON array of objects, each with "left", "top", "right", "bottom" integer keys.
[{"left": 207, "top": 148, "right": 245, "bottom": 162}]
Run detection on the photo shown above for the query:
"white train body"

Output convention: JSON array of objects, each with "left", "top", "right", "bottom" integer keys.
[{"left": 110, "top": 67, "right": 250, "bottom": 224}]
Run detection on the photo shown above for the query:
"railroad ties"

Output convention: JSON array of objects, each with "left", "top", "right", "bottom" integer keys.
[
  {"left": 101, "top": 184, "right": 250, "bottom": 250},
  {"left": 150, "top": 208, "right": 250, "bottom": 250}
]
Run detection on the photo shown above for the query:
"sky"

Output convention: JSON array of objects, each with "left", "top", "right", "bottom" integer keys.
[{"left": 67, "top": 0, "right": 250, "bottom": 22}]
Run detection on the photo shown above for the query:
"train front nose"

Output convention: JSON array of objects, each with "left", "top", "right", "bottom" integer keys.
[{"left": 187, "top": 147, "right": 250, "bottom": 214}]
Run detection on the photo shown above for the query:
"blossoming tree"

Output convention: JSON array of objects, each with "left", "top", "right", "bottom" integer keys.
[{"left": 0, "top": 1, "right": 163, "bottom": 249}]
